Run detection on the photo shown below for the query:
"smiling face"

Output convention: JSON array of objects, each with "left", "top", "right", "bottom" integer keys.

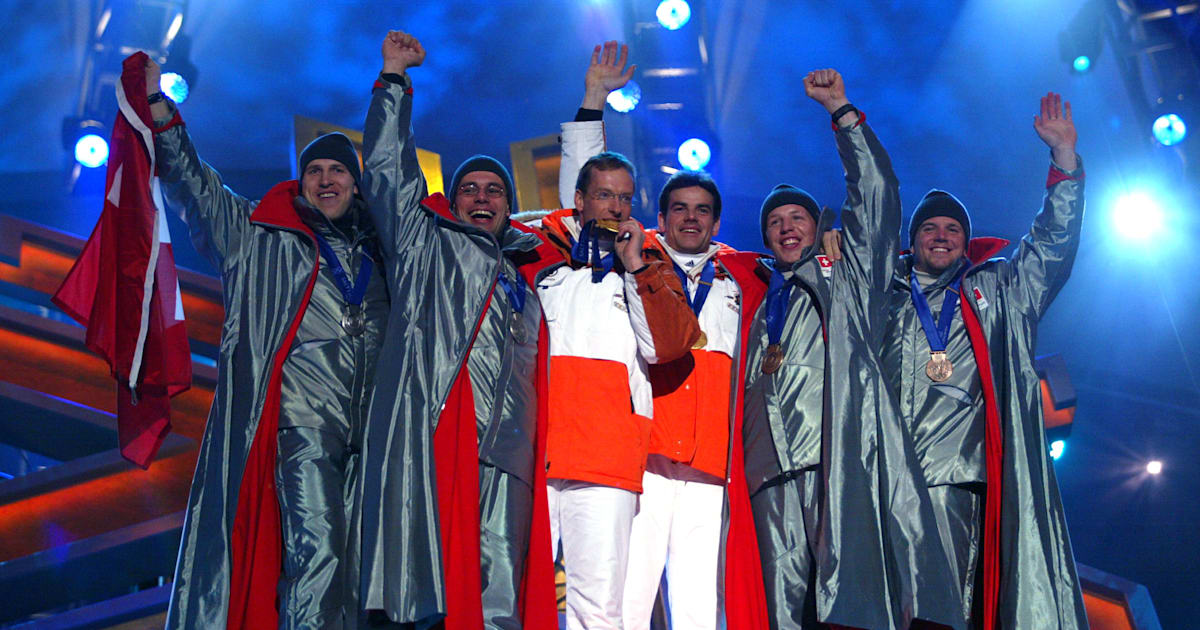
[
  {"left": 658, "top": 185, "right": 719, "bottom": 254},
  {"left": 301, "top": 159, "right": 358, "bottom": 220},
  {"left": 912, "top": 216, "right": 966, "bottom": 274},
  {"left": 453, "top": 170, "right": 510, "bottom": 236},
  {"left": 575, "top": 166, "right": 636, "bottom": 226},
  {"left": 764, "top": 204, "right": 817, "bottom": 266}
]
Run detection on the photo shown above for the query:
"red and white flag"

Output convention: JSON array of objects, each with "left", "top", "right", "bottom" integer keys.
[{"left": 52, "top": 52, "right": 192, "bottom": 469}]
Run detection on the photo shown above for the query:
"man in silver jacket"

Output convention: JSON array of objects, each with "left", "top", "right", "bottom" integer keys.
[
  {"left": 733, "top": 69, "right": 961, "bottom": 630},
  {"left": 882, "top": 93, "right": 1088, "bottom": 629},
  {"left": 356, "top": 30, "right": 558, "bottom": 629},
  {"left": 147, "top": 58, "right": 388, "bottom": 629}
]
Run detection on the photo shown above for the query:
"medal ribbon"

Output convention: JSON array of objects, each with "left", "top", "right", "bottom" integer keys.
[
  {"left": 496, "top": 271, "right": 527, "bottom": 314},
  {"left": 909, "top": 270, "right": 964, "bottom": 353},
  {"left": 312, "top": 232, "right": 373, "bottom": 307},
  {"left": 569, "top": 220, "right": 616, "bottom": 283},
  {"left": 764, "top": 267, "right": 794, "bottom": 346},
  {"left": 672, "top": 259, "right": 715, "bottom": 317}
]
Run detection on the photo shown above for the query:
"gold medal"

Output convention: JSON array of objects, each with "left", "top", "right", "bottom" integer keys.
[
  {"left": 761, "top": 343, "right": 783, "bottom": 374},
  {"left": 692, "top": 331, "right": 708, "bottom": 349},
  {"left": 925, "top": 351, "right": 953, "bottom": 382}
]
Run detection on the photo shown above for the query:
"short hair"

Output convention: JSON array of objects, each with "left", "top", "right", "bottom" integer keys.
[
  {"left": 575, "top": 151, "right": 637, "bottom": 195},
  {"left": 658, "top": 170, "right": 722, "bottom": 220}
]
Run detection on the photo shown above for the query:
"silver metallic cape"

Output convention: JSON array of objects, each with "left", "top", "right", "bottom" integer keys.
[
  {"left": 742, "top": 122, "right": 963, "bottom": 630},
  {"left": 889, "top": 159, "right": 1089, "bottom": 629},
  {"left": 356, "top": 78, "right": 513, "bottom": 625},
  {"left": 154, "top": 118, "right": 341, "bottom": 628}
]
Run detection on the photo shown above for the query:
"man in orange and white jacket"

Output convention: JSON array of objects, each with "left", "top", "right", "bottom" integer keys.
[{"left": 528, "top": 42, "right": 700, "bottom": 630}]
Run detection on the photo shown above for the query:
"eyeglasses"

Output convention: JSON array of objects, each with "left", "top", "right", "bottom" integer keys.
[
  {"left": 457, "top": 183, "right": 506, "bottom": 199},
  {"left": 589, "top": 190, "right": 635, "bottom": 206}
]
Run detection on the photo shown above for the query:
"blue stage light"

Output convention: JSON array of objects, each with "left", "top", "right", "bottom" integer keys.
[
  {"left": 74, "top": 134, "right": 109, "bottom": 168},
  {"left": 1111, "top": 191, "right": 1165, "bottom": 242},
  {"left": 160, "top": 71, "right": 190, "bottom": 104},
  {"left": 1049, "top": 440, "right": 1066, "bottom": 460},
  {"left": 677, "top": 138, "right": 710, "bottom": 171},
  {"left": 607, "top": 80, "right": 641, "bottom": 113},
  {"left": 656, "top": 0, "right": 691, "bottom": 30},
  {"left": 1072, "top": 55, "right": 1091, "bottom": 73},
  {"left": 1151, "top": 113, "right": 1187, "bottom": 146}
]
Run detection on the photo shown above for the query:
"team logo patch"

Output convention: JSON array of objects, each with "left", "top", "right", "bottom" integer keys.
[
  {"left": 816, "top": 255, "right": 833, "bottom": 278},
  {"left": 972, "top": 286, "right": 990, "bottom": 310}
]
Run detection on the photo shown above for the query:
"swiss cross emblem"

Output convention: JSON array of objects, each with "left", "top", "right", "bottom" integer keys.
[
  {"left": 973, "top": 287, "right": 990, "bottom": 310},
  {"left": 816, "top": 255, "right": 833, "bottom": 278}
]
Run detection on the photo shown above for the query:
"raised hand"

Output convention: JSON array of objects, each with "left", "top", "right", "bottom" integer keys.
[
  {"left": 821, "top": 228, "right": 844, "bottom": 262},
  {"left": 615, "top": 218, "right": 646, "bottom": 271},
  {"left": 804, "top": 68, "right": 849, "bottom": 114},
  {"left": 1034, "top": 92, "right": 1077, "bottom": 171},
  {"left": 382, "top": 30, "right": 426, "bottom": 75},
  {"left": 144, "top": 57, "right": 162, "bottom": 97},
  {"left": 582, "top": 41, "right": 636, "bottom": 110}
]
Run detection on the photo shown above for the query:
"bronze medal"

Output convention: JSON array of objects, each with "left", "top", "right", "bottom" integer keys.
[
  {"left": 761, "top": 343, "right": 783, "bottom": 374},
  {"left": 342, "top": 303, "right": 366, "bottom": 336},
  {"left": 925, "top": 351, "right": 953, "bottom": 382},
  {"left": 692, "top": 331, "right": 708, "bottom": 350}
]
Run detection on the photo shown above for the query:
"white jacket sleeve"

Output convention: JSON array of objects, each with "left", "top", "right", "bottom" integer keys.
[{"left": 558, "top": 120, "right": 606, "bottom": 208}]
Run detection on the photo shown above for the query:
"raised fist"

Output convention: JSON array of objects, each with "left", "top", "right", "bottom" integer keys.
[
  {"left": 144, "top": 57, "right": 162, "bottom": 97},
  {"left": 804, "top": 68, "right": 849, "bottom": 114},
  {"left": 382, "top": 30, "right": 425, "bottom": 75}
]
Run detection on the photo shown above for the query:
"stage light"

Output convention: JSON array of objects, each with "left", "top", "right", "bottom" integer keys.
[
  {"left": 1049, "top": 440, "right": 1066, "bottom": 460},
  {"left": 1111, "top": 191, "right": 1165, "bottom": 242},
  {"left": 1151, "top": 113, "right": 1187, "bottom": 146},
  {"left": 1146, "top": 460, "right": 1163, "bottom": 475},
  {"left": 1072, "top": 55, "right": 1092, "bottom": 73},
  {"left": 677, "top": 138, "right": 710, "bottom": 170},
  {"left": 160, "top": 72, "right": 189, "bottom": 104},
  {"left": 1059, "top": 0, "right": 1105, "bottom": 74},
  {"left": 656, "top": 0, "right": 691, "bottom": 30},
  {"left": 607, "top": 80, "right": 641, "bottom": 113},
  {"left": 74, "top": 134, "right": 109, "bottom": 169}
]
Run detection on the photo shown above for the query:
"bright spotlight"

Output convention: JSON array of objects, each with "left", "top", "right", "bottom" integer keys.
[
  {"left": 1049, "top": 440, "right": 1066, "bottom": 460},
  {"left": 607, "top": 80, "right": 641, "bottom": 113},
  {"left": 1151, "top": 113, "right": 1187, "bottom": 146},
  {"left": 74, "top": 134, "right": 109, "bottom": 168},
  {"left": 1146, "top": 460, "right": 1163, "bottom": 475},
  {"left": 161, "top": 72, "right": 190, "bottom": 104},
  {"left": 1111, "top": 191, "right": 1165, "bottom": 242},
  {"left": 656, "top": 0, "right": 691, "bottom": 30},
  {"left": 677, "top": 138, "right": 711, "bottom": 171},
  {"left": 1072, "top": 55, "right": 1091, "bottom": 73}
]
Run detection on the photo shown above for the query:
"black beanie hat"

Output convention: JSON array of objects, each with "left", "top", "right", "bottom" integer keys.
[
  {"left": 908, "top": 189, "right": 971, "bottom": 247},
  {"left": 450, "top": 155, "right": 515, "bottom": 212},
  {"left": 759, "top": 184, "right": 821, "bottom": 245},
  {"left": 299, "top": 132, "right": 361, "bottom": 187}
]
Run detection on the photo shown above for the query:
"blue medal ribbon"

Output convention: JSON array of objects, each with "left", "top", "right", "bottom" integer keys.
[
  {"left": 496, "top": 271, "right": 527, "bottom": 314},
  {"left": 764, "top": 267, "right": 795, "bottom": 346},
  {"left": 672, "top": 259, "right": 715, "bottom": 317},
  {"left": 909, "top": 271, "right": 964, "bottom": 353},
  {"left": 569, "top": 220, "right": 616, "bottom": 283},
  {"left": 312, "top": 232, "right": 373, "bottom": 307}
]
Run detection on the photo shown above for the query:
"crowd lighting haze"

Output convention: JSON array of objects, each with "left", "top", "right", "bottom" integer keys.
[
  {"left": 607, "top": 80, "right": 641, "bottom": 113},
  {"left": 677, "top": 138, "right": 711, "bottom": 170},
  {"left": 1110, "top": 191, "right": 1165, "bottom": 242},
  {"left": 74, "top": 134, "right": 109, "bottom": 168},
  {"left": 161, "top": 72, "right": 190, "bottom": 104},
  {"left": 656, "top": 0, "right": 691, "bottom": 30},
  {"left": 1151, "top": 113, "right": 1187, "bottom": 146}
]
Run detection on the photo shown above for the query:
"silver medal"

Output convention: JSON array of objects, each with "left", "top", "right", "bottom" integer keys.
[{"left": 342, "top": 303, "right": 366, "bottom": 336}]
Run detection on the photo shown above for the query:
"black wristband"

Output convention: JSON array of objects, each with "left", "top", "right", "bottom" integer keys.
[
  {"left": 830, "top": 103, "right": 857, "bottom": 123},
  {"left": 380, "top": 72, "right": 407, "bottom": 86},
  {"left": 574, "top": 107, "right": 603, "bottom": 122},
  {"left": 148, "top": 91, "right": 167, "bottom": 105}
]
